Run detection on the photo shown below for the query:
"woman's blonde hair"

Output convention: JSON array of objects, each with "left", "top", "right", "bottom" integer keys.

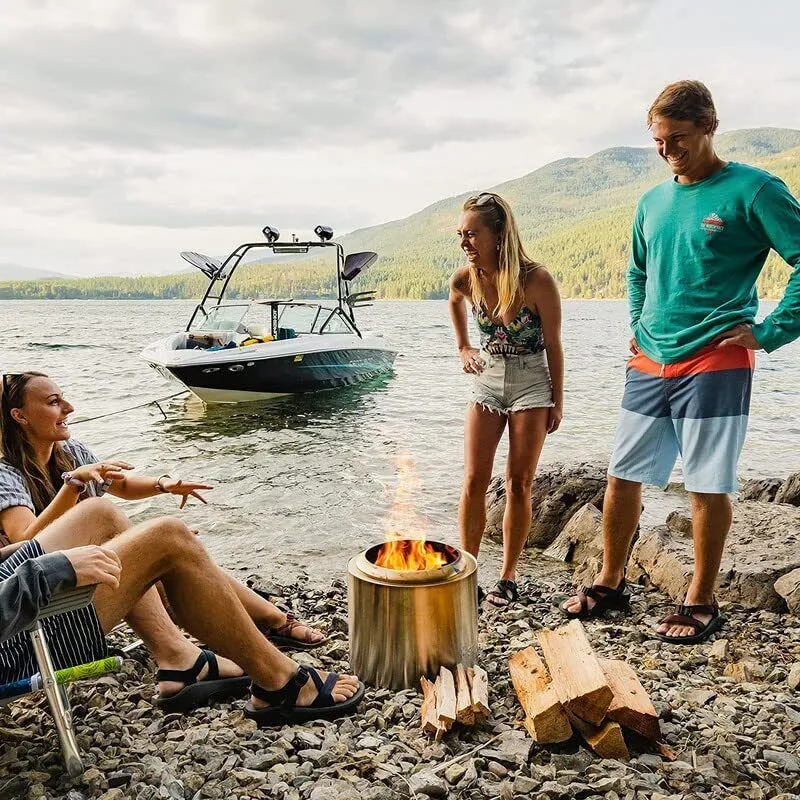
[
  {"left": 1, "top": 371, "right": 76, "bottom": 513},
  {"left": 463, "top": 192, "right": 538, "bottom": 317}
]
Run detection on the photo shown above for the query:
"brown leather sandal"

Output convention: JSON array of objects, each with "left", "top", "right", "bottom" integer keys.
[
  {"left": 266, "top": 612, "right": 329, "bottom": 650},
  {"left": 557, "top": 579, "right": 631, "bottom": 619},
  {"left": 655, "top": 602, "right": 725, "bottom": 644}
]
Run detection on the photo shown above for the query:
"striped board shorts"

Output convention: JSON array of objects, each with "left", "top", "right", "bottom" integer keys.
[
  {"left": 0, "top": 540, "right": 107, "bottom": 684},
  {"left": 608, "top": 345, "right": 754, "bottom": 494}
]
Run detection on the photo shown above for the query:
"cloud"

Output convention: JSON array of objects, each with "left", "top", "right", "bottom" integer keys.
[{"left": 0, "top": 0, "right": 798, "bottom": 276}]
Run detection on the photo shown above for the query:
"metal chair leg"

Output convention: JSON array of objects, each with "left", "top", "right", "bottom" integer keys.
[{"left": 28, "top": 622, "right": 84, "bottom": 777}]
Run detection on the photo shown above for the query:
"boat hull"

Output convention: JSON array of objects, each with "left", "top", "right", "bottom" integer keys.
[{"left": 149, "top": 346, "right": 396, "bottom": 404}]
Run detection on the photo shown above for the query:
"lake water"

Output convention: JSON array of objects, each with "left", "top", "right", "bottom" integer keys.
[{"left": 1, "top": 299, "right": 798, "bottom": 583}]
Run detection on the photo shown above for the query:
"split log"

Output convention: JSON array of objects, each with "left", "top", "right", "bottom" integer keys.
[
  {"left": 455, "top": 664, "right": 475, "bottom": 725},
  {"left": 436, "top": 667, "right": 457, "bottom": 727},
  {"left": 420, "top": 676, "right": 439, "bottom": 734},
  {"left": 508, "top": 647, "right": 571, "bottom": 744},
  {"left": 567, "top": 711, "right": 630, "bottom": 761},
  {"left": 537, "top": 620, "right": 612, "bottom": 725},
  {"left": 468, "top": 665, "right": 490, "bottom": 719},
  {"left": 599, "top": 658, "right": 660, "bottom": 741}
]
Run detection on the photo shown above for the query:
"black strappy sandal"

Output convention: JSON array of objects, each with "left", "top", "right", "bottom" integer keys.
[
  {"left": 655, "top": 602, "right": 726, "bottom": 645},
  {"left": 486, "top": 579, "right": 519, "bottom": 608},
  {"left": 557, "top": 579, "right": 631, "bottom": 619},
  {"left": 244, "top": 665, "right": 365, "bottom": 726},
  {"left": 154, "top": 649, "right": 250, "bottom": 714}
]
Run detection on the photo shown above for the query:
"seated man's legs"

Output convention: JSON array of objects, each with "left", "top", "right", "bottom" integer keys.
[
  {"left": 35, "top": 499, "right": 244, "bottom": 693},
  {"left": 92, "top": 516, "right": 358, "bottom": 707}
]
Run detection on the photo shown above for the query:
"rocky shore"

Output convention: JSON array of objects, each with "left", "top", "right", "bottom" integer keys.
[{"left": 1, "top": 561, "right": 799, "bottom": 800}]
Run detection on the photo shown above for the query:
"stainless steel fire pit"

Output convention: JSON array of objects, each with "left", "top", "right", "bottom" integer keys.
[{"left": 347, "top": 540, "right": 478, "bottom": 689}]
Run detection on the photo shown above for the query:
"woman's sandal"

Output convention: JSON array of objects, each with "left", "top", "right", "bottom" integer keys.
[
  {"left": 154, "top": 649, "right": 250, "bottom": 714},
  {"left": 655, "top": 602, "right": 726, "bottom": 645},
  {"left": 486, "top": 579, "right": 519, "bottom": 608},
  {"left": 266, "top": 612, "right": 328, "bottom": 651},
  {"left": 244, "top": 665, "right": 365, "bottom": 726},
  {"left": 557, "top": 579, "right": 631, "bottom": 619}
]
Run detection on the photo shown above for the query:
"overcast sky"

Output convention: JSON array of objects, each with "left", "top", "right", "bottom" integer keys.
[{"left": 2, "top": 0, "right": 799, "bottom": 277}]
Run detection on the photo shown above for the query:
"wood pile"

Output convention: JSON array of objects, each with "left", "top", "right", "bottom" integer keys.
[
  {"left": 420, "top": 664, "right": 489, "bottom": 740},
  {"left": 509, "top": 620, "right": 661, "bottom": 760}
]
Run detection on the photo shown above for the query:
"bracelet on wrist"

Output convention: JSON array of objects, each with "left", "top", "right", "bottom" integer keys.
[
  {"left": 156, "top": 474, "right": 171, "bottom": 493},
  {"left": 61, "top": 472, "right": 87, "bottom": 493}
]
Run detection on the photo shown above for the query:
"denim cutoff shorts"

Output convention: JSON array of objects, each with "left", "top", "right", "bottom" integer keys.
[{"left": 469, "top": 350, "right": 554, "bottom": 414}]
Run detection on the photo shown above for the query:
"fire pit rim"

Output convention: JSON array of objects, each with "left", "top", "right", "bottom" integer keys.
[{"left": 350, "top": 539, "right": 475, "bottom": 586}]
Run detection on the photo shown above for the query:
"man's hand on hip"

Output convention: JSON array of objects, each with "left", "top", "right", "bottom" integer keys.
[{"left": 714, "top": 323, "right": 762, "bottom": 351}]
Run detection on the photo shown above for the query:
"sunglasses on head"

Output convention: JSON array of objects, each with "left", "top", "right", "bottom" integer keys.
[
  {"left": 474, "top": 192, "right": 499, "bottom": 206},
  {"left": 1, "top": 373, "right": 19, "bottom": 413}
]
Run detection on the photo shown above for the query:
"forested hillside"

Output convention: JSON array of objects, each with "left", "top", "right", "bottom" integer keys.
[{"left": 3, "top": 128, "right": 799, "bottom": 301}]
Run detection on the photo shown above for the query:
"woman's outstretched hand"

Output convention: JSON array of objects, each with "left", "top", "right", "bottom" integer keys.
[
  {"left": 459, "top": 346, "right": 485, "bottom": 374},
  {"left": 72, "top": 460, "right": 133, "bottom": 485},
  {"left": 160, "top": 478, "right": 212, "bottom": 509}
]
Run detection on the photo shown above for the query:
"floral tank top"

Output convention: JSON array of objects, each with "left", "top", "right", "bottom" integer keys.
[{"left": 472, "top": 304, "right": 545, "bottom": 356}]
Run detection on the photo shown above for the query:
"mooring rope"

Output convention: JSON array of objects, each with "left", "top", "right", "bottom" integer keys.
[{"left": 70, "top": 390, "right": 188, "bottom": 425}]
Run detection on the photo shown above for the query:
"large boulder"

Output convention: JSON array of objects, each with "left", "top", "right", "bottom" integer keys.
[
  {"left": 739, "top": 472, "right": 800, "bottom": 506},
  {"left": 775, "top": 473, "right": 800, "bottom": 506},
  {"left": 629, "top": 502, "right": 800, "bottom": 611},
  {"left": 774, "top": 568, "right": 800, "bottom": 615},
  {"left": 543, "top": 502, "right": 604, "bottom": 587},
  {"left": 738, "top": 478, "right": 782, "bottom": 503},
  {"left": 484, "top": 463, "right": 607, "bottom": 549}
]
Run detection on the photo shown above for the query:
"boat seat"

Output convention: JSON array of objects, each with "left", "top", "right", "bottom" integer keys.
[{"left": 278, "top": 327, "right": 297, "bottom": 340}]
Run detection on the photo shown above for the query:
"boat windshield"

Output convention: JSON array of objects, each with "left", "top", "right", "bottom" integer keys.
[{"left": 191, "top": 304, "right": 249, "bottom": 332}]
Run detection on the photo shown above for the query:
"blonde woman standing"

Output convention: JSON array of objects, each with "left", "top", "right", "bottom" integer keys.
[{"left": 449, "top": 193, "right": 564, "bottom": 607}]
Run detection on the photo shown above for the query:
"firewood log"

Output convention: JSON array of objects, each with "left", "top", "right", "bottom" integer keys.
[
  {"left": 567, "top": 711, "right": 630, "bottom": 761},
  {"left": 455, "top": 664, "right": 475, "bottom": 725},
  {"left": 508, "top": 647, "right": 572, "bottom": 743},
  {"left": 436, "top": 666, "right": 457, "bottom": 727},
  {"left": 468, "top": 665, "right": 490, "bottom": 719},
  {"left": 599, "top": 658, "right": 661, "bottom": 741},
  {"left": 537, "top": 620, "right": 613, "bottom": 725},
  {"left": 420, "top": 676, "right": 439, "bottom": 734}
]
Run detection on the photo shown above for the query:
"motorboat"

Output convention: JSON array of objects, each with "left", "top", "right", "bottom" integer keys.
[{"left": 142, "top": 225, "right": 397, "bottom": 403}]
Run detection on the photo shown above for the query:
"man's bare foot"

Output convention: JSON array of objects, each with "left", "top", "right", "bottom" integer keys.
[{"left": 249, "top": 668, "right": 360, "bottom": 709}]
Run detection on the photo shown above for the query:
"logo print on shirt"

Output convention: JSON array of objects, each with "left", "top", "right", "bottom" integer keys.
[{"left": 701, "top": 212, "right": 725, "bottom": 235}]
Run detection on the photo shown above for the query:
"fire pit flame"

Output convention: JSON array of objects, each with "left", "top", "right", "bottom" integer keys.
[
  {"left": 376, "top": 453, "right": 447, "bottom": 571},
  {"left": 374, "top": 538, "right": 447, "bottom": 571}
]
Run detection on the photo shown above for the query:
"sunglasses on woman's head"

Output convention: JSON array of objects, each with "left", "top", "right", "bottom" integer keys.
[
  {"left": 1, "top": 373, "right": 19, "bottom": 413},
  {"left": 474, "top": 193, "right": 498, "bottom": 206}
]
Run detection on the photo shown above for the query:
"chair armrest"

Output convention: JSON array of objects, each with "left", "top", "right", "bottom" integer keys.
[{"left": 34, "top": 585, "right": 97, "bottom": 621}]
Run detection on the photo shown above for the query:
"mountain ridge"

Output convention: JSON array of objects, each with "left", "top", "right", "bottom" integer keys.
[{"left": 2, "top": 127, "right": 799, "bottom": 300}]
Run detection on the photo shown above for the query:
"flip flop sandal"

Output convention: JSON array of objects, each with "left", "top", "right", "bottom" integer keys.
[
  {"left": 486, "top": 579, "right": 519, "bottom": 608},
  {"left": 244, "top": 665, "right": 366, "bottom": 726},
  {"left": 556, "top": 579, "right": 631, "bottom": 619},
  {"left": 154, "top": 649, "right": 250, "bottom": 714},
  {"left": 654, "top": 602, "right": 726, "bottom": 645},
  {"left": 266, "top": 612, "right": 329, "bottom": 650}
]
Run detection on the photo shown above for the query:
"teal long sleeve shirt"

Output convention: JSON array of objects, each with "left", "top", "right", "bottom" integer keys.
[{"left": 628, "top": 161, "right": 800, "bottom": 362}]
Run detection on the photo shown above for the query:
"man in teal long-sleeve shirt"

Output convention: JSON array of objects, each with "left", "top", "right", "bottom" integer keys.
[{"left": 561, "top": 80, "right": 800, "bottom": 642}]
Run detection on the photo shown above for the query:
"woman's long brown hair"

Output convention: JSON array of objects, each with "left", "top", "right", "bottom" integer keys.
[
  {"left": 1, "top": 372, "right": 76, "bottom": 514},
  {"left": 463, "top": 192, "right": 541, "bottom": 318}
]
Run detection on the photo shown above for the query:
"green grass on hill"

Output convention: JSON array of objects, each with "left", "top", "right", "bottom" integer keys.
[{"left": 3, "top": 128, "right": 799, "bottom": 301}]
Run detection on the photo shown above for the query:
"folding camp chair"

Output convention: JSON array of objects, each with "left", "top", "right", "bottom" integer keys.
[{"left": 0, "top": 585, "right": 121, "bottom": 777}]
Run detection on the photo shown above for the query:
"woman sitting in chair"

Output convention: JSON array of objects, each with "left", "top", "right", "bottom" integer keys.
[{"left": 0, "top": 371, "right": 326, "bottom": 711}]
